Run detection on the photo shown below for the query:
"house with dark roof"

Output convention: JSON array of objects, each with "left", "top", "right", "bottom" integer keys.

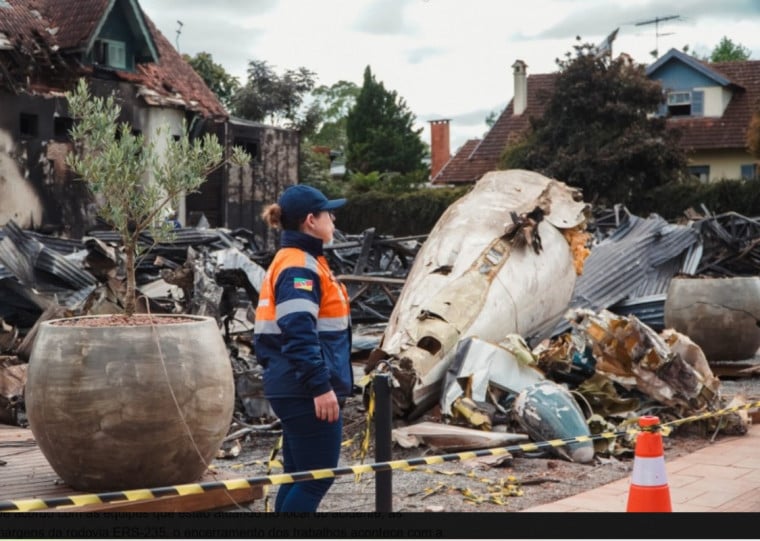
[
  {"left": 432, "top": 51, "right": 760, "bottom": 186},
  {"left": 0, "top": 0, "right": 297, "bottom": 248},
  {"left": 647, "top": 48, "right": 760, "bottom": 183}
]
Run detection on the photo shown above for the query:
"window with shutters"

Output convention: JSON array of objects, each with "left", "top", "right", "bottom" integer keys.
[{"left": 666, "top": 90, "right": 703, "bottom": 117}]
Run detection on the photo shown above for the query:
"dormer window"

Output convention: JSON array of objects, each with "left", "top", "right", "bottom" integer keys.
[
  {"left": 666, "top": 90, "right": 703, "bottom": 117},
  {"left": 667, "top": 91, "right": 691, "bottom": 116},
  {"left": 93, "top": 39, "right": 127, "bottom": 69}
]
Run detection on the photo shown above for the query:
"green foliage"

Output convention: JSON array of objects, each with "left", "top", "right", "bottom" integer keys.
[
  {"left": 346, "top": 169, "right": 428, "bottom": 196},
  {"left": 183, "top": 52, "right": 240, "bottom": 109},
  {"left": 629, "top": 178, "right": 760, "bottom": 219},
  {"left": 299, "top": 146, "right": 333, "bottom": 190},
  {"left": 231, "top": 59, "right": 316, "bottom": 127},
  {"left": 308, "top": 80, "right": 360, "bottom": 153},
  {"left": 485, "top": 109, "right": 499, "bottom": 129},
  {"left": 345, "top": 66, "right": 427, "bottom": 176},
  {"left": 347, "top": 171, "right": 382, "bottom": 193},
  {"left": 65, "top": 78, "right": 249, "bottom": 315},
  {"left": 299, "top": 80, "right": 361, "bottom": 192},
  {"left": 500, "top": 39, "right": 688, "bottom": 207},
  {"left": 710, "top": 37, "right": 751, "bottom": 62}
]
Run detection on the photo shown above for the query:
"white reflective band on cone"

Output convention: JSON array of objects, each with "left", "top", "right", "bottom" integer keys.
[{"left": 630, "top": 455, "right": 668, "bottom": 486}]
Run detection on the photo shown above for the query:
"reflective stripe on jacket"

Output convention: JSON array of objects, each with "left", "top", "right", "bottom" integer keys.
[{"left": 253, "top": 230, "right": 353, "bottom": 399}]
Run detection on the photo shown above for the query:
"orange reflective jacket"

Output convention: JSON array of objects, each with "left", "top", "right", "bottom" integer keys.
[{"left": 253, "top": 231, "right": 353, "bottom": 398}]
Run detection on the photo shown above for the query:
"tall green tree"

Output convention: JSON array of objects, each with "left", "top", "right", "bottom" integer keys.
[
  {"left": 299, "top": 81, "right": 360, "bottom": 189},
  {"left": 501, "top": 39, "right": 688, "bottom": 206},
  {"left": 345, "top": 66, "right": 427, "bottom": 175},
  {"left": 183, "top": 52, "right": 240, "bottom": 109},
  {"left": 710, "top": 37, "right": 751, "bottom": 62},
  {"left": 231, "top": 59, "right": 316, "bottom": 127},
  {"left": 309, "top": 80, "right": 360, "bottom": 153}
]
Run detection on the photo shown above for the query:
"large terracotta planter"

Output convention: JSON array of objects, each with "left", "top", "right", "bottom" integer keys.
[
  {"left": 25, "top": 314, "right": 234, "bottom": 491},
  {"left": 664, "top": 276, "right": 760, "bottom": 361}
]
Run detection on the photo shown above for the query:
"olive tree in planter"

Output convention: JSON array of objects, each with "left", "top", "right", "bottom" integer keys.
[{"left": 25, "top": 78, "right": 250, "bottom": 491}]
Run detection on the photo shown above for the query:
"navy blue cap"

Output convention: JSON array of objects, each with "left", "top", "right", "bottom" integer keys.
[{"left": 278, "top": 185, "right": 346, "bottom": 222}]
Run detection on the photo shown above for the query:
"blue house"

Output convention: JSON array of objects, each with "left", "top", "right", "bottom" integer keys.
[
  {"left": 646, "top": 48, "right": 760, "bottom": 183},
  {"left": 434, "top": 50, "right": 760, "bottom": 185}
]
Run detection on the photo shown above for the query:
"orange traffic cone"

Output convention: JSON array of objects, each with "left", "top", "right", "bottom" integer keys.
[{"left": 626, "top": 415, "right": 672, "bottom": 512}]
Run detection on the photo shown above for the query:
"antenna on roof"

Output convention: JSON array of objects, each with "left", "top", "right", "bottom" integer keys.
[
  {"left": 176, "top": 20, "right": 184, "bottom": 53},
  {"left": 635, "top": 15, "right": 681, "bottom": 59}
]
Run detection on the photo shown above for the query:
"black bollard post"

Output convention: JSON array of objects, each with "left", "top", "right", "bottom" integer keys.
[{"left": 374, "top": 372, "right": 393, "bottom": 512}]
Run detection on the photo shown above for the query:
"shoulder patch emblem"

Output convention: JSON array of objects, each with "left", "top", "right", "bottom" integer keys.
[{"left": 293, "top": 277, "right": 313, "bottom": 291}]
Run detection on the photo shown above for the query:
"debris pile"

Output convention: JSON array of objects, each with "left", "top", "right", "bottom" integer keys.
[{"left": 1, "top": 173, "right": 759, "bottom": 464}]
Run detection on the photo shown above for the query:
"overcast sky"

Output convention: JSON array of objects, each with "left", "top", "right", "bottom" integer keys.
[{"left": 139, "top": 0, "right": 760, "bottom": 154}]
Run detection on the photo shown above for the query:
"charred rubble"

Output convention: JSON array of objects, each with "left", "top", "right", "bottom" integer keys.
[
  {"left": 0, "top": 219, "right": 423, "bottom": 429},
  {"left": 0, "top": 203, "right": 759, "bottom": 459}
]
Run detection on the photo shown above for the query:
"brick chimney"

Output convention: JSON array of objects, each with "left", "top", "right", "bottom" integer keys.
[
  {"left": 429, "top": 119, "right": 451, "bottom": 179},
  {"left": 512, "top": 60, "right": 527, "bottom": 115}
]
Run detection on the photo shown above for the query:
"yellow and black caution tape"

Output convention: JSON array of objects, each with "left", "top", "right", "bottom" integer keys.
[
  {"left": 0, "top": 429, "right": 623, "bottom": 512},
  {"left": 2, "top": 398, "right": 757, "bottom": 512}
]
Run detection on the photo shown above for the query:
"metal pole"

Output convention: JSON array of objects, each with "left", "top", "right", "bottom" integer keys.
[{"left": 373, "top": 373, "right": 393, "bottom": 512}]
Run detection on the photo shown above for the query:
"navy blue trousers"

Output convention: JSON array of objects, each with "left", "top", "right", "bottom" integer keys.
[{"left": 269, "top": 397, "right": 343, "bottom": 512}]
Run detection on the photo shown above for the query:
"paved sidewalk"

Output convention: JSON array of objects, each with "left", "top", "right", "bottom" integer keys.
[{"left": 522, "top": 422, "right": 760, "bottom": 512}]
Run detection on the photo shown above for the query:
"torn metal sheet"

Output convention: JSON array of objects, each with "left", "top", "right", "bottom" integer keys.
[
  {"left": 367, "top": 170, "right": 589, "bottom": 418},
  {"left": 568, "top": 308, "right": 720, "bottom": 413},
  {"left": 392, "top": 421, "right": 529, "bottom": 452},
  {"left": 660, "top": 328, "right": 721, "bottom": 398},
  {"left": 441, "top": 335, "right": 545, "bottom": 417},
  {"left": 213, "top": 247, "right": 266, "bottom": 297},
  {"left": 512, "top": 379, "right": 594, "bottom": 463},
  {"left": 136, "top": 278, "right": 185, "bottom": 314},
  {"left": 0, "top": 220, "right": 97, "bottom": 310}
]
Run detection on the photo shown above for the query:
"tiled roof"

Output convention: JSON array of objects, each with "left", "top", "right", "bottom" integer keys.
[
  {"left": 432, "top": 73, "right": 557, "bottom": 185},
  {"left": 668, "top": 60, "right": 760, "bottom": 151},
  {"left": 2, "top": 0, "right": 226, "bottom": 119},
  {"left": 120, "top": 15, "right": 227, "bottom": 119},
  {"left": 0, "top": 0, "right": 51, "bottom": 54},
  {"left": 434, "top": 58, "right": 760, "bottom": 185},
  {"left": 39, "top": 0, "right": 107, "bottom": 50},
  {"left": 430, "top": 138, "right": 480, "bottom": 183}
]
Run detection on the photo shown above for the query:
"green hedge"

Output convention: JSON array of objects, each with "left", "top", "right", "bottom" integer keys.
[
  {"left": 337, "top": 177, "right": 760, "bottom": 238},
  {"left": 339, "top": 186, "right": 470, "bottom": 236},
  {"left": 629, "top": 178, "right": 760, "bottom": 219}
]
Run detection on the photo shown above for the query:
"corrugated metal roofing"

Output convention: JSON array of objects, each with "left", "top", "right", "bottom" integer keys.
[
  {"left": 528, "top": 211, "right": 701, "bottom": 343},
  {"left": 0, "top": 220, "right": 97, "bottom": 290}
]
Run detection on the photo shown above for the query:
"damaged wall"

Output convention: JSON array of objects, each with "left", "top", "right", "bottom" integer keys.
[
  {"left": 0, "top": 127, "right": 44, "bottom": 229},
  {"left": 0, "top": 81, "right": 197, "bottom": 237},
  {"left": 0, "top": 81, "right": 298, "bottom": 241},
  {"left": 0, "top": 90, "right": 89, "bottom": 235},
  {"left": 219, "top": 118, "right": 300, "bottom": 251}
]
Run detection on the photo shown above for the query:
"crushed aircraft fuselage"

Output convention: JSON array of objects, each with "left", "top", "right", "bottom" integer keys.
[{"left": 366, "top": 169, "right": 590, "bottom": 419}]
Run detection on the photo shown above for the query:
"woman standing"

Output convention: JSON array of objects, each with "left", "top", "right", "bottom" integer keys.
[{"left": 253, "top": 184, "right": 353, "bottom": 512}]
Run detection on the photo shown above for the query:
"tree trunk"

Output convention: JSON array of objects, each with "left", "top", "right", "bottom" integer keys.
[{"left": 125, "top": 242, "right": 137, "bottom": 316}]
